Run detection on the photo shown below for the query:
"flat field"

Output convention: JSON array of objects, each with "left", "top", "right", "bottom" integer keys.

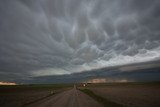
[
  {"left": 0, "top": 84, "right": 72, "bottom": 107},
  {"left": 84, "top": 82, "right": 160, "bottom": 107},
  {"left": 0, "top": 82, "right": 160, "bottom": 107}
]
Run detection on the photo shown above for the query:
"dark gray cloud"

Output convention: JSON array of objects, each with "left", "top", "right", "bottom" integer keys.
[
  {"left": 0, "top": 0, "right": 160, "bottom": 83},
  {"left": 22, "top": 61, "right": 160, "bottom": 84}
]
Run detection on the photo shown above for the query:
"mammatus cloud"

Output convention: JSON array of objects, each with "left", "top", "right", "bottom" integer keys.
[{"left": 0, "top": 0, "right": 160, "bottom": 82}]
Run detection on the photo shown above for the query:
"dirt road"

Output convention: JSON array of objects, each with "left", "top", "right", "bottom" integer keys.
[{"left": 26, "top": 85, "right": 103, "bottom": 107}]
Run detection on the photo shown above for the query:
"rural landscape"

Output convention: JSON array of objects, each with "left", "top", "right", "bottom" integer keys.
[
  {"left": 0, "top": 82, "right": 160, "bottom": 107},
  {"left": 0, "top": 0, "right": 160, "bottom": 107}
]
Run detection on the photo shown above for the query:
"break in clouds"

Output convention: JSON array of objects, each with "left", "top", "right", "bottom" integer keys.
[{"left": 0, "top": 0, "right": 160, "bottom": 82}]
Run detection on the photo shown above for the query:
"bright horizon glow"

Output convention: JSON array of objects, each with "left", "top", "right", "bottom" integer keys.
[
  {"left": 86, "top": 78, "right": 129, "bottom": 83},
  {"left": 0, "top": 82, "right": 17, "bottom": 85}
]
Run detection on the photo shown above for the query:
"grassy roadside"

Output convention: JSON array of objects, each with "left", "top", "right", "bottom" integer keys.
[{"left": 79, "top": 88, "right": 124, "bottom": 107}]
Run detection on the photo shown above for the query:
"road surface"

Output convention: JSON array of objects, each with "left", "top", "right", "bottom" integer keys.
[{"left": 26, "top": 85, "right": 103, "bottom": 107}]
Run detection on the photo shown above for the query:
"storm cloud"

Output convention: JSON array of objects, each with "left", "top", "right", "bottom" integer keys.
[{"left": 0, "top": 0, "right": 160, "bottom": 83}]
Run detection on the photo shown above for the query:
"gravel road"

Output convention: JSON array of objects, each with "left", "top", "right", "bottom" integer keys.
[{"left": 26, "top": 85, "right": 103, "bottom": 107}]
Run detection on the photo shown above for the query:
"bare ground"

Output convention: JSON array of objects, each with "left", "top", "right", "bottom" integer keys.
[
  {"left": 89, "top": 85, "right": 160, "bottom": 107},
  {"left": 0, "top": 86, "right": 70, "bottom": 107}
]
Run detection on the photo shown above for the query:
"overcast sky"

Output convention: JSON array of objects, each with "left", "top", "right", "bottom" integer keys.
[{"left": 0, "top": 0, "right": 160, "bottom": 83}]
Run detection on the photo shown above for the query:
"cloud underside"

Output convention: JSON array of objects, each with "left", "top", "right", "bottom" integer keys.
[{"left": 0, "top": 0, "right": 160, "bottom": 82}]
